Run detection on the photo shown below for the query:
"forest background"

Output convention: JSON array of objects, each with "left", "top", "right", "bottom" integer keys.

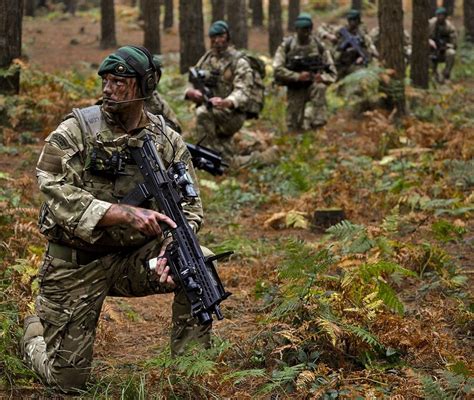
[{"left": 0, "top": 0, "right": 473, "bottom": 398}]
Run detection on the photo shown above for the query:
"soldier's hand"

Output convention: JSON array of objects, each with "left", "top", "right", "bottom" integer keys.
[
  {"left": 154, "top": 237, "right": 176, "bottom": 288},
  {"left": 210, "top": 97, "right": 233, "bottom": 109},
  {"left": 298, "top": 71, "right": 312, "bottom": 81},
  {"left": 429, "top": 39, "right": 437, "bottom": 49},
  {"left": 186, "top": 88, "right": 204, "bottom": 104},
  {"left": 355, "top": 56, "right": 364, "bottom": 65},
  {"left": 313, "top": 73, "right": 323, "bottom": 83},
  {"left": 99, "top": 204, "right": 177, "bottom": 237}
]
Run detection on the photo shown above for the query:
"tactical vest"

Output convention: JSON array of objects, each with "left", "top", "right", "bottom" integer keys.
[{"left": 39, "top": 106, "right": 169, "bottom": 251}]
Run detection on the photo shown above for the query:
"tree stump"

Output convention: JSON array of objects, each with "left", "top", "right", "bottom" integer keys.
[{"left": 311, "top": 209, "right": 346, "bottom": 232}]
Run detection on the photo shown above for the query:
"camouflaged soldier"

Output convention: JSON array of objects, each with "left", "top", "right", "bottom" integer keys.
[
  {"left": 273, "top": 13, "right": 337, "bottom": 131},
  {"left": 429, "top": 7, "right": 457, "bottom": 83},
  {"left": 334, "top": 9, "right": 377, "bottom": 80},
  {"left": 184, "top": 20, "right": 254, "bottom": 161},
  {"left": 22, "top": 46, "right": 213, "bottom": 393},
  {"left": 369, "top": 26, "right": 412, "bottom": 64}
]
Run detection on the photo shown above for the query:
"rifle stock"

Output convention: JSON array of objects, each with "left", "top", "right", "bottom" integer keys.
[
  {"left": 186, "top": 142, "right": 228, "bottom": 176},
  {"left": 189, "top": 67, "right": 214, "bottom": 110}
]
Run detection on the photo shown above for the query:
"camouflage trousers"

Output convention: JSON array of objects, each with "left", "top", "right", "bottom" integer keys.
[
  {"left": 432, "top": 48, "right": 456, "bottom": 79},
  {"left": 24, "top": 239, "right": 213, "bottom": 393},
  {"left": 195, "top": 104, "right": 247, "bottom": 160},
  {"left": 286, "top": 82, "right": 328, "bottom": 131}
]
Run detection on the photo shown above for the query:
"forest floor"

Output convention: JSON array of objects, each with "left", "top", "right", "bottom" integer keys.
[{"left": 1, "top": 3, "right": 473, "bottom": 400}]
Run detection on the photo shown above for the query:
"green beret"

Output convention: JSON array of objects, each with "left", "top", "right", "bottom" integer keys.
[
  {"left": 347, "top": 9, "right": 361, "bottom": 20},
  {"left": 294, "top": 12, "right": 313, "bottom": 29},
  {"left": 98, "top": 46, "right": 151, "bottom": 77},
  {"left": 209, "top": 20, "right": 229, "bottom": 37},
  {"left": 435, "top": 7, "right": 447, "bottom": 15}
]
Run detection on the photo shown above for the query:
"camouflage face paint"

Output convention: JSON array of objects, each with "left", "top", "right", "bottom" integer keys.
[{"left": 102, "top": 74, "right": 140, "bottom": 113}]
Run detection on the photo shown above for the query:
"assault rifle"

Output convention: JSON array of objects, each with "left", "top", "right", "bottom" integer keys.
[
  {"left": 125, "top": 131, "right": 232, "bottom": 325},
  {"left": 338, "top": 27, "right": 369, "bottom": 66},
  {"left": 186, "top": 142, "right": 228, "bottom": 176},
  {"left": 430, "top": 38, "right": 447, "bottom": 63},
  {"left": 188, "top": 67, "right": 215, "bottom": 110},
  {"left": 286, "top": 55, "right": 331, "bottom": 74}
]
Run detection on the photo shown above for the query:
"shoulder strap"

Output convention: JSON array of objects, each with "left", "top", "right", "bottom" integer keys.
[
  {"left": 72, "top": 105, "right": 103, "bottom": 144},
  {"left": 195, "top": 50, "right": 214, "bottom": 69},
  {"left": 284, "top": 36, "right": 294, "bottom": 54}
]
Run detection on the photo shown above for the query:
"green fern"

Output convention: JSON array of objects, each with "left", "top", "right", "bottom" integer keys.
[
  {"left": 421, "top": 376, "right": 450, "bottom": 400},
  {"left": 223, "top": 368, "right": 267, "bottom": 385},
  {"left": 359, "top": 260, "right": 416, "bottom": 281},
  {"left": 376, "top": 281, "right": 405, "bottom": 315},
  {"left": 326, "top": 220, "right": 363, "bottom": 240},
  {"left": 258, "top": 363, "right": 306, "bottom": 394},
  {"left": 326, "top": 220, "right": 374, "bottom": 254},
  {"left": 343, "top": 324, "right": 383, "bottom": 350}
]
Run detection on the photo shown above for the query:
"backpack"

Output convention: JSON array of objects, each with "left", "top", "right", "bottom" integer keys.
[{"left": 236, "top": 53, "right": 266, "bottom": 119}]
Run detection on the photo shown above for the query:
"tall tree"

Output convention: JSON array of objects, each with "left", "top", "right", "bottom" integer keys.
[
  {"left": 100, "top": 0, "right": 117, "bottom": 49},
  {"left": 179, "top": 0, "right": 205, "bottom": 73},
  {"left": 379, "top": 0, "right": 406, "bottom": 115},
  {"left": 163, "top": 0, "right": 174, "bottom": 30},
  {"left": 143, "top": 0, "right": 160, "bottom": 53},
  {"left": 465, "top": 0, "right": 474, "bottom": 42},
  {"left": 268, "top": 0, "right": 283, "bottom": 56},
  {"left": 211, "top": 0, "right": 226, "bottom": 22},
  {"left": 410, "top": 0, "right": 431, "bottom": 88},
  {"left": 442, "top": 0, "right": 455, "bottom": 15},
  {"left": 0, "top": 0, "right": 23, "bottom": 94},
  {"left": 250, "top": 0, "right": 263, "bottom": 27},
  {"left": 25, "top": 0, "right": 35, "bottom": 16},
  {"left": 64, "top": 0, "right": 77, "bottom": 14},
  {"left": 429, "top": 0, "right": 437, "bottom": 16},
  {"left": 227, "top": 0, "right": 248, "bottom": 49},
  {"left": 287, "top": 0, "right": 300, "bottom": 32},
  {"left": 351, "top": 0, "right": 363, "bottom": 10}
]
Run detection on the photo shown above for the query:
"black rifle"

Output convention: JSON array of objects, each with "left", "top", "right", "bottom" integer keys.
[
  {"left": 125, "top": 131, "right": 232, "bottom": 325},
  {"left": 189, "top": 67, "right": 215, "bottom": 110},
  {"left": 338, "top": 27, "right": 369, "bottom": 66},
  {"left": 186, "top": 142, "right": 228, "bottom": 176},
  {"left": 286, "top": 54, "right": 331, "bottom": 74}
]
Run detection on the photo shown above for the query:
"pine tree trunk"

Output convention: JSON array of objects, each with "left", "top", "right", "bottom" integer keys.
[
  {"left": 163, "top": 0, "right": 173, "bottom": 30},
  {"left": 268, "top": 0, "right": 283, "bottom": 55},
  {"left": 143, "top": 0, "right": 160, "bottom": 53},
  {"left": 379, "top": 0, "right": 406, "bottom": 115},
  {"left": 25, "top": 0, "right": 35, "bottom": 16},
  {"left": 65, "top": 0, "right": 77, "bottom": 14},
  {"left": 250, "top": 0, "right": 263, "bottom": 27},
  {"left": 0, "top": 0, "right": 23, "bottom": 94},
  {"left": 287, "top": 0, "right": 300, "bottom": 32},
  {"left": 100, "top": 0, "right": 117, "bottom": 49},
  {"left": 179, "top": 0, "right": 205, "bottom": 73},
  {"left": 442, "top": 0, "right": 455, "bottom": 15},
  {"left": 465, "top": 0, "right": 474, "bottom": 42},
  {"left": 227, "top": 0, "right": 248, "bottom": 49},
  {"left": 410, "top": 0, "right": 431, "bottom": 88},
  {"left": 211, "top": 0, "right": 226, "bottom": 22},
  {"left": 351, "top": 0, "right": 363, "bottom": 10},
  {"left": 429, "top": 0, "right": 437, "bottom": 16}
]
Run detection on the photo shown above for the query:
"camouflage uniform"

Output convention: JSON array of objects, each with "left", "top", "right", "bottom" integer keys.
[
  {"left": 145, "top": 90, "right": 182, "bottom": 133},
  {"left": 187, "top": 47, "right": 253, "bottom": 160},
  {"left": 273, "top": 35, "right": 337, "bottom": 131},
  {"left": 429, "top": 17, "right": 457, "bottom": 80},
  {"left": 334, "top": 24, "right": 377, "bottom": 80},
  {"left": 24, "top": 107, "right": 211, "bottom": 392}
]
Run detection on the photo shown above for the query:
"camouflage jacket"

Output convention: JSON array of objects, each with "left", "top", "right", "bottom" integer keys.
[
  {"left": 36, "top": 106, "right": 203, "bottom": 252},
  {"left": 334, "top": 25, "right": 377, "bottom": 65},
  {"left": 429, "top": 17, "right": 457, "bottom": 49},
  {"left": 190, "top": 46, "right": 253, "bottom": 110},
  {"left": 273, "top": 34, "right": 337, "bottom": 85},
  {"left": 145, "top": 90, "right": 182, "bottom": 133}
]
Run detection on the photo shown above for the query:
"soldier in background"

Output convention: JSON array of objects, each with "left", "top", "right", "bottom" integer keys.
[
  {"left": 273, "top": 13, "right": 337, "bottom": 132},
  {"left": 334, "top": 9, "right": 377, "bottom": 80},
  {"left": 184, "top": 20, "right": 254, "bottom": 162},
  {"left": 429, "top": 7, "right": 457, "bottom": 83}
]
